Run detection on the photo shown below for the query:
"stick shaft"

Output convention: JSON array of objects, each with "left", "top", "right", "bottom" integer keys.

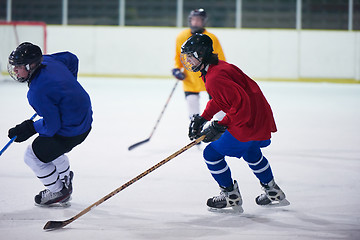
[
  {"left": 148, "top": 80, "right": 178, "bottom": 139},
  {"left": 44, "top": 135, "right": 205, "bottom": 230},
  {"left": 0, "top": 113, "right": 37, "bottom": 156},
  {"left": 128, "top": 81, "right": 179, "bottom": 151}
]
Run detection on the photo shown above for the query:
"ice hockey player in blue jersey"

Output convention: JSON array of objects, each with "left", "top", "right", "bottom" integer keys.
[{"left": 7, "top": 42, "right": 93, "bottom": 207}]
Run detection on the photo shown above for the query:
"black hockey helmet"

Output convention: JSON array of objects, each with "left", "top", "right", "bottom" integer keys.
[
  {"left": 8, "top": 42, "right": 43, "bottom": 82},
  {"left": 180, "top": 33, "right": 214, "bottom": 72},
  {"left": 188, "top": 8, "right": 207, "bottom": 34}
]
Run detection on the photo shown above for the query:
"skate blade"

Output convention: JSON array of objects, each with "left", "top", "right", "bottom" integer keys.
[
  {"left": 35, "top": 197, "right": 72, "bottom": 208},
  {"left": 35, "top": 201, "right": 71, "bottom": 208},
  {"left": 262, "top": 198, "right": 290, "bottom": 208},
  {"left": 208, "top": 205, "right": 244, "bottom": 214}
]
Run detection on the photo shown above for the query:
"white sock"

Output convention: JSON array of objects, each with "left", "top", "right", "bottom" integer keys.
[
  {"left": 52, "top": 154, "right": 70, "bottom": 183},
  {"left": 24, "top": 145, "right": 63, "bottom": 193},
  {"left": 186, "top": 94, "right": 200, "bottom": 119},
  {"left": 214, "top": 111, "right": 226, "bottom": 121}
]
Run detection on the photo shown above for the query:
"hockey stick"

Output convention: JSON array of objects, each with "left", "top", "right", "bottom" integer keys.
[
  {"left": 0, "top": 113, "right": 38, "bottom": 156},
  {"left": 128, "top": 80, "right": 179, "bottom": 150},
  {"left": 43, "top": 135, "right": 205, "bottom": 231}
]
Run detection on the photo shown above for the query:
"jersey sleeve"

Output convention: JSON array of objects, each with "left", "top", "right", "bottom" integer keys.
[
  {"left": 201, "top": 99, "right": 222, "bottom": 121},
  {"left": 48, "top": 52, "right": 79, "bottom": 78},
  {"left": 174, "top": 34, "right": 183, "bottom": 69},
  {"left": 202, "top": 69, "right": 251, "bottom": 127}
]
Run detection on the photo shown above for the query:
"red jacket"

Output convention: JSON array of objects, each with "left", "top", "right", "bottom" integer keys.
[{"left": 201, "top": 60, "right": 277, "bottom": 142}]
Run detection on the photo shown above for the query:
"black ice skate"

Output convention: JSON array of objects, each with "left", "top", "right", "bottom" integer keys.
[
  {"left": 207, "top": 180, "right": 243, "bottom": 213},
  {"left": 255, "top": 179, "right": 290, "bottom": 207},
  {"left": 63, "top": 171, "right": 74, "bottom": 195},
  {"left": 34, "top": 183, "right": 71, "bottom": 208}
]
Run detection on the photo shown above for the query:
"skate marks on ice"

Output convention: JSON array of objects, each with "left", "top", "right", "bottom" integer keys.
[
  {"left": 180, "top": 208, "right": 357, "bottom": 240},
  {"left": 1, "top": 204, "right": 357, "bottom": 239},
  {"left": 207, "top": 198, "right": 290, "bottom": 214}
]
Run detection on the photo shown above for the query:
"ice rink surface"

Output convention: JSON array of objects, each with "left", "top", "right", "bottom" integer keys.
[{"left": 0, "top": 77, "right": 359, "bottom": 239}]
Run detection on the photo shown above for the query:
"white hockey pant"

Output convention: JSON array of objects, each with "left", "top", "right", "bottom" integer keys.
[
  {"left": 185, "top": 94, "right": 226, "bottom": 120},
  {"left": 186, "top": 94, "right": 200, "bottom": 119}
]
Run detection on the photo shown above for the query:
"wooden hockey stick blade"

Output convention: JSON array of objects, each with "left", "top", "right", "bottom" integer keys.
[
  {"left": 128, "top": 138, "right": 150, "bottom": 151},
  {"left": 43, "top": 135, "right": 205, "bottom": 231},
  {"left": 43, "top": 219, "right": 73, "bottom": 230}
]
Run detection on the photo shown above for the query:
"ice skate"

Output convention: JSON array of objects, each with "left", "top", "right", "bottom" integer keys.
[
  {"left": 207, "top": 180, "right": 243, "bottom": 213},
  {"left": 34, "top": 183, "right": 71, "bottom": 208},
  {"left": 63, "top": 171, "right": 74, "bottom": 195},
  {"left": 255, "top": 179, "right": 290, "bottom": 207}
]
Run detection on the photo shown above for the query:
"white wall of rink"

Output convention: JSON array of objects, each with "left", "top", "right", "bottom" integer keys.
[{"left": 45, "top": 26, "right": 360, "bottom": 81}]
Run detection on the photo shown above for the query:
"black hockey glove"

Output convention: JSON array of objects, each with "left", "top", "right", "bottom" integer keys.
[
  {"left": 172, "top": 68, "right": 185, "bottom": 80},
  {"left": 188, "top": 114, "right": 207, "bottom": 140},
  {"left": 8, "top": 120, "right": 36, "bottom": 143},
  {"left": 200, "top": 121, "right": 227, "bottom": 143}
]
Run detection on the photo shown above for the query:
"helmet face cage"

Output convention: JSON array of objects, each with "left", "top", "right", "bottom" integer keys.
[
  {"left": 7, "top": 58, "right": 42, "bottom": 83},
  {"left": 7, "top": 42, "right": 43, "bottom": 82},
  {"left": 180, "top": 51, "right": 202, "bottom": 72},
  {"left": 180, "top": 34, "right": 213, "bottom": 72},
  {"left": 7, "top": 63, "right": 26, "bottom": 82}
]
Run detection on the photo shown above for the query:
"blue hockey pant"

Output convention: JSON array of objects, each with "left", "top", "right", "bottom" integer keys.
[{"left": 203, "top": 130, "right": 274, "bottom": 188}]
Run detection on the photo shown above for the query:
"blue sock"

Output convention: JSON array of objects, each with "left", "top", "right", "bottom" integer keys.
[
  {"left": 203, "top": 144, "right": 233, "bottom": 188},
  {"left": 245, "top": 154, "right": 273, "bottom": 184}
]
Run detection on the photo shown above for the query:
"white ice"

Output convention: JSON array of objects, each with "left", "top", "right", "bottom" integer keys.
[{"left": 0, "top": 78, "right": 359, "bottom": 239}]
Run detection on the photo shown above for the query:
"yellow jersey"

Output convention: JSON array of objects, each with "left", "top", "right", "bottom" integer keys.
[{"left": 174, "top": 29, "right": 226, "bottom": 93}]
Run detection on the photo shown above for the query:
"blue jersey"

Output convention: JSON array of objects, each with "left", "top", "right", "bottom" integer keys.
[{"left": 27, "top": 52, "right": 93, "bottom": 137}]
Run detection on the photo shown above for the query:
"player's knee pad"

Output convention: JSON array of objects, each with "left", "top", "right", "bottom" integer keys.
[
  {"left": 203, "top": 144, "right": 232, "bottom": 188},
  {"left": 203, "top": 144, "right": 227, "bottom": 173},
  {"left": 24, "top": 145, "right": 62, "bottom": 191},
  {"left": 203, "top": 144, "right": 224, "bottom": 162},
  {"left": 24, "top": 145, "right": 47, "bottom": 169},
  {"left": 52, "top": 154, "right": 69, "bottom": 167},
  {"left": 243, "top": 147, "right": 262, "bottom": 164}
]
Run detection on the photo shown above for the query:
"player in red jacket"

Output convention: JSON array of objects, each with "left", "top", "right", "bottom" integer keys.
[{"left": 181, "top": 34, "right": 289, "bottom": 211}]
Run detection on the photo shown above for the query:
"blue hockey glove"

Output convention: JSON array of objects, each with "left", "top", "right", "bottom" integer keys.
[
  {"left": 188, "top": 114, "right": 207, "bottom": 140},
  {"left": 200, "top": 121, "right": 227, "bottom": 143},
  {"left": 172, "top": 68, "right": 185, "bottom": 80},
  {"left": 8, "top": 120, "right": 36, "bottom": 143}
]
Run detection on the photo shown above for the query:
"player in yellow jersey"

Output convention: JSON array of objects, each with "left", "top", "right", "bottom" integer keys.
[{"left": 172, "top": 8, "right": 226, "bottom": 122}]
